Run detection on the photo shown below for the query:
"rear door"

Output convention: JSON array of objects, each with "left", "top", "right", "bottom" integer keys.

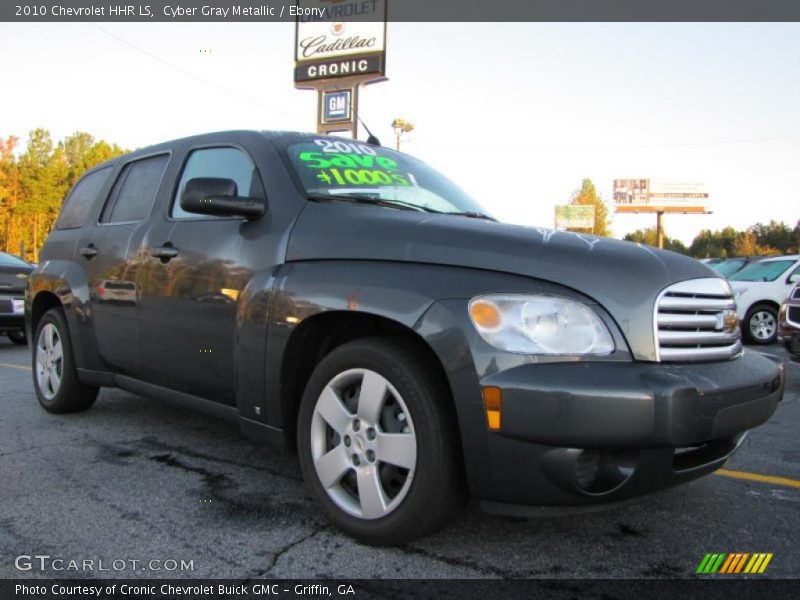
[{"left": 76, "top": 153, "right": 170, "bottom": 375}]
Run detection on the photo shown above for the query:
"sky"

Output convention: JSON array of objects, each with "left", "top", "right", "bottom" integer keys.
[{"left": 1, "top": 22, "right": 799, "bottom": 244}]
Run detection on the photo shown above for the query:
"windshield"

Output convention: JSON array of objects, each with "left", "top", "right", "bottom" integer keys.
[
  {"left": 285, "top": 139, "right": 488, "bottom": 215},
  {"left": 729, "top": 259, "right": 795, "bottom": 282},
  {"left": 711, "top": 258, "right": 747, "bottom": 278},
  {"left": 0, "top": 252, "right": 30, "bottom": 268}
]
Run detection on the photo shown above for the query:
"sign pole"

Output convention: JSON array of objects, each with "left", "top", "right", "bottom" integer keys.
[
  {"left": 294, "top": 1, "right": 388, "bottom": 140},
  {"left": 656, "top": 211, "right": 664, "bottom": 249}
]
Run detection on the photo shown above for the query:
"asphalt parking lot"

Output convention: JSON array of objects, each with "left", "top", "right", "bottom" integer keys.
[{"left": 0, "top": 337, "right": 797, "bottom": 580}]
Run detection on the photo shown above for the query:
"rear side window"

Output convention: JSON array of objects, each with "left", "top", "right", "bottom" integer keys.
[
  {"left": 171, "top": 147, "right": 264, "bottom": 219},
  {"left": 56, "top": 167, "right": 112, "bottom": 229},
  {"left": 101, "top": 154, "right": 169, "bottom": 224}
]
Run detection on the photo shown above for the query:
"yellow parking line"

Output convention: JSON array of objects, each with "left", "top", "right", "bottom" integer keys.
[
  {"left": 0, "top": 362, "right": 31, "bottom": 371},
  {"left": 715, "top": 468, "right": 800, "bottom": 489}
]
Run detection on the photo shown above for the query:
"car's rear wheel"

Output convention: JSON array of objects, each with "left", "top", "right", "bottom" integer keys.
[
  {"left": 7, "top": 331, "right": 27, "bottom": 345},
  {"left": 297, "top": 337, "right": 466, "bottom": 544},
  {"left": 744, "top": 304, "right": 778, "bottom": 345},
  {"left": 32, "top": 308, "right": 98, "bottom": 413}
]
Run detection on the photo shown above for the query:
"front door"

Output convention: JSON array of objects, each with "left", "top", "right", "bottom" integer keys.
[{"left": 138, "top": 146, "right": 269, "bottom": 405}]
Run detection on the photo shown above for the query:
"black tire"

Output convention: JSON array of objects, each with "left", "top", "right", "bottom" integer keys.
[
  {"left": 743, "top": 303, "right": 778, "bottom": 345},
  {"left": 32, "top": 308, "right": 98, "bottom": 413},
  {"left": 297, "top": 336, "right": 466, "bottom": 545},
  {"left": 7, "top": 331, "right": 27, "bottom": 345}
]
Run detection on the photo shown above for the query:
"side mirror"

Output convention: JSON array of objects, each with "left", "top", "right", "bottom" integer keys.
[
  {"left": 788, "top": 272, "right": 800, "bottom": 284},
  {"left": 180, "top": 177, "right": 265, "bottom": 219}
]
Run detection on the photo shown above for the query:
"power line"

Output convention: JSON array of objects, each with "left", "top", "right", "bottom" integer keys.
[
  {"left": 88, "top": 24, "right": 304, "bottom": 124},
  {"left": 416, "top": 134, "right": 800, "bottom": 151}
]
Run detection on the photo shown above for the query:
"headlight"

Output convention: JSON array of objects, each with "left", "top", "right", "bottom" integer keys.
[
  {"left": 468, "top": 294, "right": 615, "bottom": 355},
  {"left": 733, "top": 287, "right": 748, "bottom": 299}
]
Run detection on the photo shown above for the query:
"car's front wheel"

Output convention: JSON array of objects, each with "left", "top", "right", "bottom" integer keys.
[
  {"left": 297, "top": 337, "right": 466, "bottom": 544},
  {"left": 32, "top": 308, "right": 98, "bottom": 413},
  {"left": 744, "top": 303, "right": 778, "bottom": 345}
]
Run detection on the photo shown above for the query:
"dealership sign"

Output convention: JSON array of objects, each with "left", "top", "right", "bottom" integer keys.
[
  {"left": 555, "top": 205, "right": 595, "bottom": 229},
  {"left": 613, "top": 179, "right": 708, "bottom": 209},
  {"left": 294, "top": 0, "right": 387, "bottom": 83}
]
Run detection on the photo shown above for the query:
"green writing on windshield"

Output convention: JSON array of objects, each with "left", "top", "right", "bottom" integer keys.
[
  {"left": 299, "top": 151, "right": 398, "bottom": 170},
  {"left": 298, "top": 151, "right": 411, "bottom": 187},
  {"left": 314, "top": 168, "right": 410, "bottom": 187}
]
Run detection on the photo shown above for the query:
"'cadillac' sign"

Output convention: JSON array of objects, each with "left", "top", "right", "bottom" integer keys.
[{"left": 294, "top": 0, "right": 387, "bottom": 83}]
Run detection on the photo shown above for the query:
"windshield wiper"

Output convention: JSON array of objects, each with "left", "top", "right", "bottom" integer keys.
[
  {"left": 307, "top": 193, "right": 441, "bottom": 213},
  {"left": 307, "top": 193, "right": 495, "bottom": 220},
  {"left": 447, "top": 211, "right": 496, "bottom": 221}
]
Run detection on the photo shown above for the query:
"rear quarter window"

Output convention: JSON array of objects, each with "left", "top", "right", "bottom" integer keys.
[{"left": 56, "top": 167, "right": 112, "bottom": 229}]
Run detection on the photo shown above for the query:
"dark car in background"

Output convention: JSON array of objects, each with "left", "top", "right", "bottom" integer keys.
[
  {"left": 25, "top": 131, "right": 785, "bottom": 544},
  {"left": 0, "top": 251, "right": 34, "bottom": 345},
  {"left": 779, "top": 283, "right": 800, "bottom": 361}
]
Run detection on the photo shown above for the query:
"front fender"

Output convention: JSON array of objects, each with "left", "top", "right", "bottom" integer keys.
[{"left": 261, "top": 260, "right": 628, "bottom": 425}]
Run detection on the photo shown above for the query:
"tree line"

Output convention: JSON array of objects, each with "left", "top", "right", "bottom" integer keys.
[
  {"left": 0, "top": 129, "right": 125, "bottom": 262},
  {"left": 624, "top": 221, "right": 800, "bottom": 258}
]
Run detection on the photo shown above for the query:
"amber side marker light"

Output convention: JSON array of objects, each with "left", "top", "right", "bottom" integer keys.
[
  {"left": 470, "top": 300, "right": 501, "bottom": 330},
  {"left": 482, "top": 386, "right": 503, "bottom": 431}
]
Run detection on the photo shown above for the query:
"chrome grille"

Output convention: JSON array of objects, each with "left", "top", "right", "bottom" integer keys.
[{"left": 655, "top": 278, "right": 742, "bottom": 362}]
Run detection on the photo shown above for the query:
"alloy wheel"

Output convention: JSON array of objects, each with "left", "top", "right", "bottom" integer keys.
[
  {"left": 749, "top": 310, "right": 776, "bottom": 342},
  {"left": 310, "top": 368, "right": 417, "bottom": 520},
  {"left": 35, "top": 323, "right": 64, "bottom": 400}
]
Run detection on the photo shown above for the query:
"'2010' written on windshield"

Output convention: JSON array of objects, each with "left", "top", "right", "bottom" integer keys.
[{"left": 298, "top": 140, "right": 412, "bottom": 187}]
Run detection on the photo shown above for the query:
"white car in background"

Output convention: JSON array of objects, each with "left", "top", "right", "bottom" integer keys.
[{"left": 729, "top": 255, "right": 800, "bottom": 344}]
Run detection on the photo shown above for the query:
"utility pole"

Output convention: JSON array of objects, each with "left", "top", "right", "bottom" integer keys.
[{"left": 392, "top": 118, "right": 414, "bottom": 151}]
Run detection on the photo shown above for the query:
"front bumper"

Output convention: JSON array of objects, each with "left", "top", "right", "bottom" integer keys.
[
  {"left": 0, "top": 314, "right": 25, "bottom": 333},
  {"left": 477, "top": 350, "right": 783, "bottom": 511}
]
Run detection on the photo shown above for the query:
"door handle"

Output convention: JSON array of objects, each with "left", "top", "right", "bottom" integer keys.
[
  {"left": 79, "top": 244, "right": 98, "bottom": 259},
  {"left": 150, "top": 245, "right": 179, "bottom": 262}
]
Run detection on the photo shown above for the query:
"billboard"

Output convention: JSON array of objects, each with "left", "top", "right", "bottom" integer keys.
[
  {"left": 555, "top": 205, "right": 595, "bottom": 229},
  {"left": 613, "top": 179, "right": 708, "bottom": 209},
  {"left": 294, "top": 0, "right": 387, "bottom": 83}
]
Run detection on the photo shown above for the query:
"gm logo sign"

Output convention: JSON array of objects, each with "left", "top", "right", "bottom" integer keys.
[{"left": 322, "top": 90, "right": 352, "bottom": 124}]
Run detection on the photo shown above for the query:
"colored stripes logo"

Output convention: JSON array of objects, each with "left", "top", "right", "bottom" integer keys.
[{"left": 696, "top": 553, "right": 773, "bottom": 574}]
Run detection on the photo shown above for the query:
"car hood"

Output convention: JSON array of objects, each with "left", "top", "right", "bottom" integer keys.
[{"left": 286, "top": 203, "right": 717, "bottom": 360}]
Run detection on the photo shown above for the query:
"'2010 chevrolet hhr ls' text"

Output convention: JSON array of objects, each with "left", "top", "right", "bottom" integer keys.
[{"left": 26, "top": 131, "right": 784, "bottom": 544}]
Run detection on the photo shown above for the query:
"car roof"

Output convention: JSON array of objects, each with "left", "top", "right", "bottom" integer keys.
[
  {"left": 81, "top": 130, "right": 376, "bottom": 176},
  {"left": 757, "top": 255, "right": 800, "bottom": 262}
]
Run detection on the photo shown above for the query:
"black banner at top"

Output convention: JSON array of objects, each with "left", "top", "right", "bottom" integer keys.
[{"left": 3, "top": 0, "right": 800, "bottom": 22}]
